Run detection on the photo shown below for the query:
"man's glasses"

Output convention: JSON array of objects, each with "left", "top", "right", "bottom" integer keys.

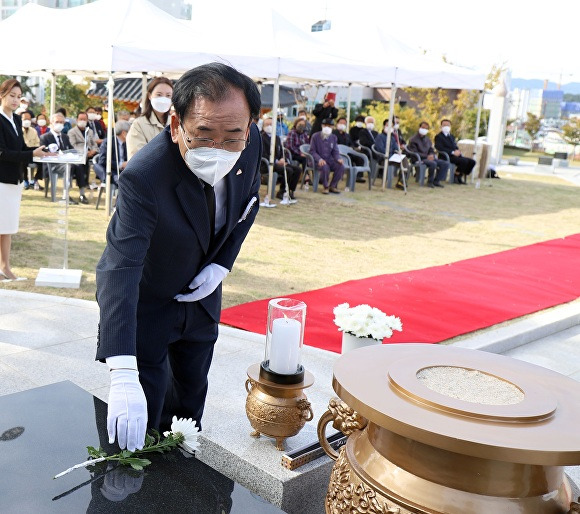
[{"left": 181, "top": 125, "right": 249, "bottom": 153}]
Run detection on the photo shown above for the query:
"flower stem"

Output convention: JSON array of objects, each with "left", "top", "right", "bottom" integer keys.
[{"left": 53, "top": 456, "right": 107, "bottom": 479}]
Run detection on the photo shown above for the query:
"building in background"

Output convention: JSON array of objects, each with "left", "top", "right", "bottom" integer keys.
[
  {"left": 561, "top": 102, "right": 580, "bottom": 119},
  {"left": 1, "top": 0, "right": 191, "bottom": 20}
]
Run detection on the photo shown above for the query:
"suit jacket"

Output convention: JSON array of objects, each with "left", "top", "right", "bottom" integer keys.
[
  {"left": 0, "top": 112, "right": 34, "bottom": 184},
  {"left": 434, "top": 131, "right": 459, "bottom": 155},
  {"left": 88, "top": 120, "right": 106, "bottom": 140},
  {"left": 358, "top": 128, "right": 378, "bottom": 150},
  {"left": 95, "top": 124, "right": 262, "bottom": 361},
  {"left": 68, "top": 126, "right": 98, "bottom": 156},
  {"left": 97, "top": 136, "right": 126, "bottom": 174},
  {"left": 407, "top": 133, "right": 436, "bottom": 160},
  {"left": 39, "top": 130, "right": 74, "bottom": 151}
]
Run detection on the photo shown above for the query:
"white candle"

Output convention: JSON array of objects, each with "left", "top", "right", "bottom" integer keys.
[{"left": 269, "top": 317, "right": 301, "bottom": 374}]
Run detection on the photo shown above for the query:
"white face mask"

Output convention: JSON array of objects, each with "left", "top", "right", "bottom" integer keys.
[
  {"left": 366, "top": 123, "right": 374, "bottom": 130},
  {"left": 322, "top": 126, "right": 333, "bottom": 135},
  {"left": 441, "top": 125, "right": 451, "bottom": 135},
  {"left": 383, "top": 126, "right": 390, "bottom": 134},
  {"left": 263, "top": 125, "right": 273, "bottom": 135},
  {"left": 337, "top": 123, "right": 346, "bottom": 132},
  {"left": 393, "top": 123, "right": 400, "bottom": 130},
  {"left": 37, "top": 119, "right": 46, "bottom": 127},
  {"left": 129, "top": 117, "right": 135, "bottom": 123},
  {"left": 419, "top": 128, "right": 428, "bottom": 136},
  {"left": 77, "top": 120, "right": 87, "bottom": 129},
  {"left": 96, "top": 114, "right": 102, "bottom": 120},
  {"left": 52, "top": 123, "right": 64, "bottom": 133},
  {"left": 88, "top": 113, "right": 97, "bottom": 121},
  {"left": 22, "top": 119, "right": 32, "bottom": 128},
  {"left": 180, "top": 126, "right": 242, "bottom": 187},
  {"left": 356, "top": 121, "right": 364, "bottom": 128},
  {"left": 151, "top": 97, "right": 172, "bottom": 113}
]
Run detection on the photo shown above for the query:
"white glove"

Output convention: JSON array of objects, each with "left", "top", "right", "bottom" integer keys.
[
  {"left": 174, "top": 263, "right": 229, "bottom": 303},
  {"left": 107, "top": 368, "right": 147, "bottom": 452}
]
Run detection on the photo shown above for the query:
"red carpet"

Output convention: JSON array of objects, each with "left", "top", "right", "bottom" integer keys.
[{"left": 222, "top": 234, "right": 580, "bottom": 353}]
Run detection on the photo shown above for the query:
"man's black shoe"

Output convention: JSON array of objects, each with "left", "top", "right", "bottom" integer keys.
[
  {"left": 68, "top": 197, "right": 79, "bottom": 205},
  {"left": 434, "top": 182, "right": 444, "bottom": 188},
  {"left": 275, "top": 190, "right": 284, "bottom": 200},
  {"left": 395, "top": 182, "right": 405, "bottom": 190},
  {"left": 79, "top": 194, "right": 89, "bottom": 205},
  {"left": 427, "top": 183, "right": 435, "bottom": 188}
]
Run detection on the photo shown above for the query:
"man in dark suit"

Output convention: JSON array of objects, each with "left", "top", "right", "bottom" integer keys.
[
  {"left": 358, "top": 115, "right": 378, "bottom": 150},
  {"left": 260, "top": 117, "right": 301, "bottom": 201},
  {"left": 40, "top": 112, "right": 89, "bottom": 203},
  {"left": 434, "top": 119, "right": 475, "bottom": 184},
  {"left": 96, "top": 63, "right": 262, "bottom": 453},
  {"left": 94, "top": 120, "right": 130, "bottom": 186}
]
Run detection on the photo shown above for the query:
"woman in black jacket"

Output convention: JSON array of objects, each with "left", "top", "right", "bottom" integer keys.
[{"left": 0, "top": 79, "right": 54, "bottom": 280}]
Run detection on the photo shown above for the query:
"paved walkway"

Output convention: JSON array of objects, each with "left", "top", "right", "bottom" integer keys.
[{"left": 1, "top": 289, "right": 579, "bottom": 490}]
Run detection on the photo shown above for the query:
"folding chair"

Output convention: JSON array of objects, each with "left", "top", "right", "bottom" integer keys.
[
  {"left": 299, "top": 144, "right": 320, "bottom": 192},
  {"left": 338, "top": 144, "right": 372, "bottom": 191}
]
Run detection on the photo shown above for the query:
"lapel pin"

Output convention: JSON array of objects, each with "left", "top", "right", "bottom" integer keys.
[{"left": 236, "top": 169, "right": 243, "bottom": 175}]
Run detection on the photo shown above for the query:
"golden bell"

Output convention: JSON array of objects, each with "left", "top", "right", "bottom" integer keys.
[{"left": 317, "top": 344, "right": 580, "bottom": 513}]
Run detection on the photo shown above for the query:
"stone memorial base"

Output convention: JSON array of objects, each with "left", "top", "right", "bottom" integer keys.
[
  {"left": 0, "top": 381, "right": 282, "bottom": 513},
  {"left": 196, "top": 326, "right": 341, "bottom": 514}
]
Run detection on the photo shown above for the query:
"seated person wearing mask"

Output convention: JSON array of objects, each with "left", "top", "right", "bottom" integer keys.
[
  {"left": 94, "top": 121, "right": 131, "bottom": 186},
  {"left": 434, "top": 119, "right": 475, "bottom": 184},
  {"left": 407, "top": 121, "right": 449, "bottom": 188},
  {"left": 334, "top": 117, "right": 365, "bottom": 182},
  {"left": 375, "top": 119, "right": 406, "bottom": 190},
  {"left": 20, "top": 111, "right": 41, "bottom": 190},
  {"left": 87, "top": 106, "right": 106, "bottom": 145},
  {"left": 260, "top": 117, "right": 301, "bottom": 201},
  {"left": 40, "top": 112, "right": 89, "bottom": 204},
  {"left": 284, "top": 117, "right": 310, "bottom": 173},
  {"left": 349, "top": 115, "right": 365, "bottom": 146},
  {"left": 309, "top": 118, "right": 344, "bottom": 194},
  {"left": 68, "top": 111, "right": 99, "bottom": 188},
  {"left": 358, "top": 116, "right": 378, "bottom": 149},
  {"left": 296, "top": 109, "right": 312, "bottom": 134}
]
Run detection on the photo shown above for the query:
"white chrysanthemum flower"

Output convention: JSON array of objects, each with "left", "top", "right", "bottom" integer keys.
[
  {"left": 333, "top": 303, "right": 403, "bottom": 341},
  {"left": 163, "top": 416, "right": 200, "bottom": 453}
]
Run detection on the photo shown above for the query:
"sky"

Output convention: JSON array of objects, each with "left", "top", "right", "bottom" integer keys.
[{"left": 270, "top": 0, "right": 580, "bottom": 84}]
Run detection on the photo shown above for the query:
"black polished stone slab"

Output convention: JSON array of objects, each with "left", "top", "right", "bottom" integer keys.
[{"left": 0, "top": 381, "right": 284, "bottom": 513}]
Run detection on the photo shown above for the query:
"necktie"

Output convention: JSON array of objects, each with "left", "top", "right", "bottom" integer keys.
[
  {"left": 57, "top": 135, "right": 63, "bottom": 149},
  {"left": 203, "top": 181, "right": 215, "bottom": 243}
]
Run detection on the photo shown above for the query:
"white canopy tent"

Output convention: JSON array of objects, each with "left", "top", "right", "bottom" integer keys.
[{"left": 0, "top": 0, "right": 486, "bottom": 207}]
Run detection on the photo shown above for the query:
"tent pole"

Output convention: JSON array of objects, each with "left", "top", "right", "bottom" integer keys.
[
  {"left": 473, "top": 90, "right": 484, "bottom": 187},
  {"left": 140, "top": 73, "right": 148, "bottom": 111},
  {"left": 382, "top": 83, "right": 397, "bottom": 191},
  {"left": 50, "top": 71, "right": 56, "bottom": 117},
  {"left": 346, "top": 82, "right": 352, "bottom": 128},
  {"left": 105, "top": 74, "right": 114, "bottom": 216},
  {"left": 262, "top": 75, "right": 279, "bottom": 208}
]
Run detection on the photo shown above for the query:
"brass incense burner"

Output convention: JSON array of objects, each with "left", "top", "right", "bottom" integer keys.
[
  {"left": 317, "top": 344, "right": 580, "bottom": 513},
  {"left": 245, "top": 363, "right": 314, "bottom": 450}
]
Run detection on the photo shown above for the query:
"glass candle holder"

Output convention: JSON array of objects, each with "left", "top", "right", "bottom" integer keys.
[{"left": 262, "top": 298, "right": 306, "bottom": 384}]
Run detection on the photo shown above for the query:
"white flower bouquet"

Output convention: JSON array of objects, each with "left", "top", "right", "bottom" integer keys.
[{"left": 333, "top": 303, "right": 403, "bottom": 341}]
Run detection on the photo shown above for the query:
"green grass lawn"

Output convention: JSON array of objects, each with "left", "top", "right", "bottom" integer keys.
[{"left": 2, "top": 171, "right": 580, "bottom": 312}]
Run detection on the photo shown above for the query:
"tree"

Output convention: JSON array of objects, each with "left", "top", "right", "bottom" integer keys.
[
  {"left": 561, "top": 118, "right": 580, "bottom": 159},
  {"left": 524, "top": 113, "right": 541, "bottom": 149},
  {"left": 44, "top": 75, "right": 92, "bottom": 118}
]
